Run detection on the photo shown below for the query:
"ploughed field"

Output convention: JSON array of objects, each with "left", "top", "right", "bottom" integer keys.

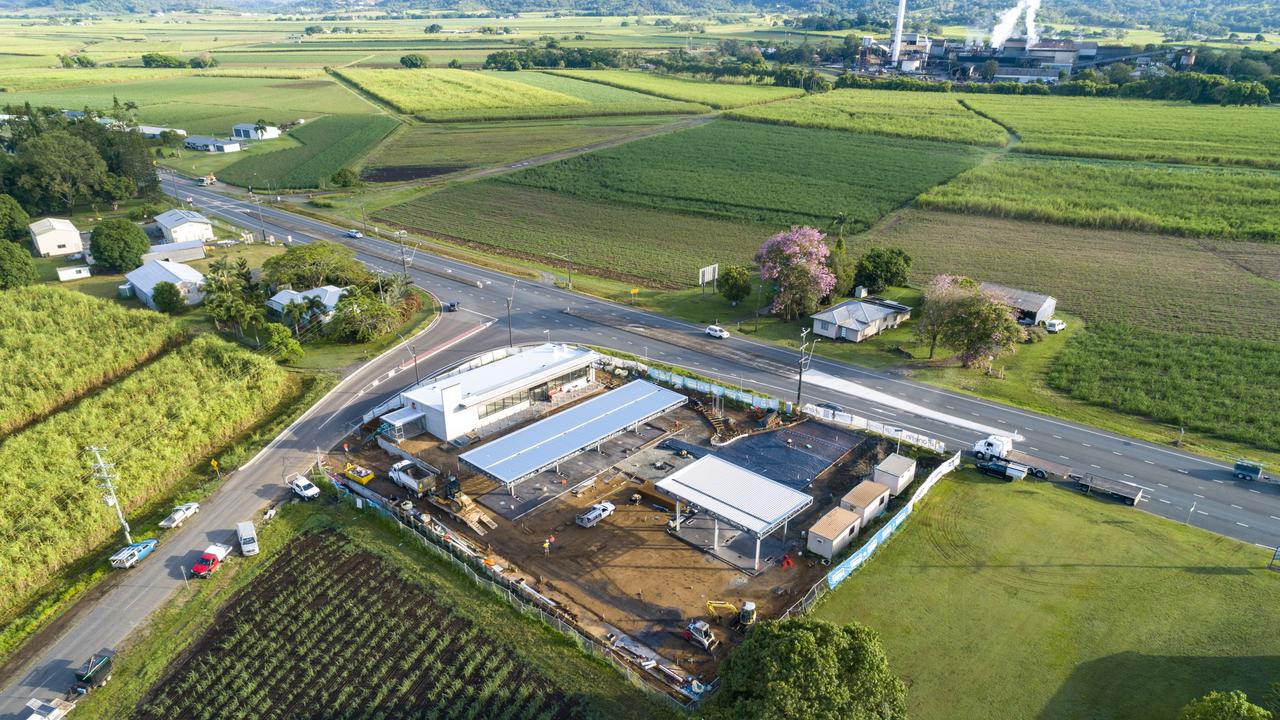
[{"left": 131, "top": 528, "right": 652, "bottom": 719}]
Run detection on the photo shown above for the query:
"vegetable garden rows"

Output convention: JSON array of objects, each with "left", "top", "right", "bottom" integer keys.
[{"left": 133, "top": 530, "right": 590, "bottom": 720}]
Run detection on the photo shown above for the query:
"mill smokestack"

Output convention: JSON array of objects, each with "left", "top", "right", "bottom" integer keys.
[{"left": 890, "top": 0, "right": 908, "bottom": 64}]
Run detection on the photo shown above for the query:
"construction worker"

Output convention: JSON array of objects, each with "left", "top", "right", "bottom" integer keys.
[
  {"left": 782, "top": 553, "right": 795, "bottom": 569},
  {"left": 547, "top": 534, "right": 556, "bottom": 548},
  {"left": 543, "top": 540, "right": 551, "bottom": 555}
]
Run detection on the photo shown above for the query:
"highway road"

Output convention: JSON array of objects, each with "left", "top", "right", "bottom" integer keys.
[
  {"left": 166, "top": 173, "right": 1280, "bottom": 550},
  {"left": 3, "top": 172, "right": 1276, "bottom": 716}
]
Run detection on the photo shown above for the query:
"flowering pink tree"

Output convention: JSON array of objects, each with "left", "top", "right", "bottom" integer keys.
[{"left": 755, "top": 226, "right": 837, "bottom": 320}]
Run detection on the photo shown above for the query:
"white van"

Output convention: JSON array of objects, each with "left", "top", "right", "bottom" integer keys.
[{"left": 236, "top": 521, "right": 259, "bottom": 557}]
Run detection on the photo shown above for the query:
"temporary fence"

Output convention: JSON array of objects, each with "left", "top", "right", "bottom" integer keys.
[
  {"left": 803, "top": 403, "right": 947, "bottom": 454},
  {"left": 643, "top": 367, "right": 782, "bottom": 411},
  {"left": 781, "top": 451, "right": 963, "bottom": 618},
  {"left": 316, "top": 466, "right": 703, "bottom": 712}
]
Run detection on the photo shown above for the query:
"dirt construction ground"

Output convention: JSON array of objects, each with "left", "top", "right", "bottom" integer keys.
[{"left": 338, "top": 397, "right": 927, "bottom": 677}]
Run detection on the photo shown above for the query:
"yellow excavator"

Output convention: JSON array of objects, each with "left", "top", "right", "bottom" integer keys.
[{"left": 706, "top": 600, "right": 757, "bottom": 633}]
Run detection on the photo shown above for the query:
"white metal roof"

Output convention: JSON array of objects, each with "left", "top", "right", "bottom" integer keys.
[
  {"left": 266, "top": 285, "right": 345, "bottom": 313},
  {"left": 876, "top": 453, "right": 916, "bottom": 477},
  {"left": 403, "top": 343, "right": 594, "bottom": 413},
  {"left": 656, "top": 455, "right": 813, "bottom": 537},
  {"left": 155, "top": 209, "right": 211, "bottom": 229},
  {"left": 125, "top": 259, "right": 204, "bottom": 294},
  {"left": 461, "top": 380, "right": 685, "bottom": 486},
  {"left": 28, "top": 218, "right": 77, "bottom": 236}
]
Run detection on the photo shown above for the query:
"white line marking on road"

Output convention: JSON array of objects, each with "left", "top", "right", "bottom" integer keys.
[
  {"left": 1029, "top": 446, "right": 1039, "bottom": 451},
  {"left": 1123, "top": 473, "right": 1134, "bottom": 478},
  {"left": 1271, "top": 516, "right": 1280, "bottom": 521},
  {"left": 1158, "top": 498, "right": 1171, "bottom": 504},
  {"left": 1090, "top": 464, "right": 1101, "bottom": 469},
  {"left": 945, "top": 405, "right": 954, "bottom": 410},
  {"left": 1081, "top": 443, "right": 1091, "bottom": 447},
  {"left": 1213, "top": 479, "right": 1225, "bottom": 484},
  {"left": 1112, "top": 451, "right": 1123, "bottom": 456},
  {"left": 970, "top": 412, "right": 980, "bottom": 416},
  {"left": 1231, "top": 504, "right": 1244, "bottom": 509},
  {"left": 1176, "top": 469, "right": 1189, "bottom": 474},
  {"left": 1059, "top": 455, "right": 1070, "bottom": 460},
  {"left": 1194, "top": 494, "right": 1205, "bottom": 498},
  {"left": 1157, "top": 483, "right": 1168, "bottom": 487},
  {"left": 1053, "top": 435, "right": 1063, "bottom": 439},
  {"left": 1144, "top": 460, "right": 1155, "bottom": 464},
  {"left": 1237, "top": 522, "right": 1250, "bottom": 528},
  {"left": 1249, "top": 489, "right": 1262, "bottom": 494},
  {"left": 1197, "top": 510, "right": 1209, "bottom": 515}
]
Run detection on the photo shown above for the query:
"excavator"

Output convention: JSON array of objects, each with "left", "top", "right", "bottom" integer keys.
[
  {"left": 705, "top": 600, "right": 758, "bottom": 633},
  {"left": 426, "top": 474, "right": 497, "bottom": 536}
]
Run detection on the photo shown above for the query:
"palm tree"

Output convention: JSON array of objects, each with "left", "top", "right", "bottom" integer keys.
[
  {"left": 829, "top": 212, "right": 853, "bottom": 250},
  {"left": 283, "top": 300, "right": 307, "bottom": 337},
  {"left": 254, "top": 119, "right": 268, "bottom": 138}
]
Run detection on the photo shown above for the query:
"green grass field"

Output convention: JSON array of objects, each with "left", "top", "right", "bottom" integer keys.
[
  {"left": 0, "top": 67, "right": 189, "bottom": 92},
  {"left": 0, "top": 75, "right": 376, "bottom": 134},
  {"left": 503, "top": 120, "right": 988, "bottom": 229},
  {"left": 545, "top": 69, "right": 804, "bottom": 108},
  {"left": 360, "top": 115, "right": 681, "bottom": 181},
  {"left": 335, "top": 67, "right": 703, "bottom": 120},
  {"left": 963, "top": 94, "right": 1280, "bottom": 168},
  {"left": 817, "top": 472, "right": 1280, "bottom": 720},
  {"left": 919, "top": 154, "right": 1280, "bottom": 242},
  {"left": 1048, "top": 323, "right": 1280, "bottom": 449},
  {"left": 728, "top": 88, "right": 1010, "bottom": 146},
  {"left": 216, "top": 114, "right": 400, "bottom": 189},
  {"left": 376, "top": 183, "right": 772, "bottom": 287}
]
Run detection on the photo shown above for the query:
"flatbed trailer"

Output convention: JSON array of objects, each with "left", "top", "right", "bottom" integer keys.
[
  {"left": 1005, "top": 450, "right": 1072, "bottom": 479},
  {"left": 1072, "top": 473, "right": 1145, "bottom": 505}
]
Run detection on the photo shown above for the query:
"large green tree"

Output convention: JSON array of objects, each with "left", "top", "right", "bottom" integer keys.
[
  {"left": 14, "top": 131, "right": 108, "bottom": 212},
  {"left": 719, "top": 265, "right": 753, "bottom": 306},
  {"left": 262, "top": 240, "right": 372, "bottom": 289},
  {"left": 90, "top": 218, "right": 149, "bottom": 271},
  {"left": 0, "top": 241, "right": 38, "bottom": 289},
  {"left": 914, "top": 274, "right": 974, "bottom": 359},
  {"left": 940, "top": 289, "right": 1026, "bottom": 368},
  {"left": 0, "top": 194, "right": 30, "bottom": 242},
  {"left": 1179, "top": 691, "right": 1272, "bottom": 720},
  {"left": 853, "top": 247, "right": 911, "bottom": 294},
  {"left": 261, "top": 322, "right": 303, "bottom": 363},
  {"left": 713, "top": 617, "right": 907, "bottom": 720},
  {"left": 330, "top": 287, "right": 398, "bottom": 343}
]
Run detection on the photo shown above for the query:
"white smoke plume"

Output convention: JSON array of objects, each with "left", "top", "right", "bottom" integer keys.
[{"left": 990, "top": 0, "right": 1043, "bottom": 48}]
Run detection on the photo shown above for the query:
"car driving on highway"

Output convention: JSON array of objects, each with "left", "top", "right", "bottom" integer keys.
[
  {"left": 705, "top": 325, "right": 730, "bottom": 339},
  {"left": 345, "top": 229, "right": 363, "bottom": 238}
]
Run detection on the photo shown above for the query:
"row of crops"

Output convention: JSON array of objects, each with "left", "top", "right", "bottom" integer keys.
[
  {"left": 0, "top": 287, "right": 186, "bottom": 437},
  {"left": 0, "top": 332, "right": 294, "bottom": 623},
  {"left": 218, "top": 114, "right": 401, "bottom": 189},
  {"left": 132, "top": 529, "right": 653, "bottom": 720},
  {"left": 545, "top": 69, "right": 803, "bottom": 109}
]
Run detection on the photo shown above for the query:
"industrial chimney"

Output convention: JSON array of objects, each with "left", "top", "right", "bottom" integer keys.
[{"left": 890, "top": 0, "right": 908, "bottom": 64}]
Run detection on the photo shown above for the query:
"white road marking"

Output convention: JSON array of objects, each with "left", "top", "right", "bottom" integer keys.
[
  {"left": 1059, "top": 455, "right": 1070, "bottom": 460},
  {"left": 1157, "top": 483, "right": 1168, "bottom": 488},
  {"left": 1081, "top": 443, "right": 1091, "bottom": 447},
  {"left": 1237, "top": 522, "right": 1250, "bottom": 528},
  {"left": 1090, "top": 464, "right": 1101, "bottom": 469},
  {"left": 1231, "top": 504, "right": 1244, "bottom": 509},
  {"left": 1194, "top": 494, "right": 1205, "bottom": 498},
  {"left": 1053, "top": 435, "right": 1063, "bottom": 439},
  {"left": 1249, "top": 489, "right": 1262, "bottom": 494},
  {"left": 1213, "top": 479, "right": 1225, "bottom": 484},
  {"left": 1176, "top": 469, "right": 1189, "bottom": 474},
  {"left": 1197, "top": 510, "right": 1209, "bottom": 515},
  {"left": 1112, "top": 451, "right": 1123, "bottom": 456},
  {"left": 1158, "top": 498, "right": 1171, "bottom": 504},
  {"left": 1123, "top": 473, "right": 1134, "bottom": 478}
]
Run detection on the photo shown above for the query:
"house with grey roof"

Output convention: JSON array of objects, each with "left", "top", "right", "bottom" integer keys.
[
  {"left": 266, "top": 285, "right": 346, "bottom": 325},
  {"left": 810, "top": 298, "right": 912, "bottom": 343},
  {"left": 154, "top": 209, "right": 214, "bottom": 244},
  {"left": 125, "top": 260, "right": 205, "bottom": 310}
]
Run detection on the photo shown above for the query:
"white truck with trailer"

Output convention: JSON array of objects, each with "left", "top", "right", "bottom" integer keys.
[
  {"left": 388, "top": 459, "right": 434, "bottom": 498},
  {"left": 971, "top": 435, "right": 1072, "bottom": 480}
]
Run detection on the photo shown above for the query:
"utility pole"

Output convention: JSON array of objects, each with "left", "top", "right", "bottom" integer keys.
[
  {"left": 88, "top": 446, "right": 132, "bottom": 545},
  {"left": 794, "top": 328, "right": 818, "bottom": 407},
  {"left": 394, "top": 229, "right": 411, "bottom": 276}
]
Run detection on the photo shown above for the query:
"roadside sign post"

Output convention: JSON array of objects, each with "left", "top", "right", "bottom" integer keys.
[
  {"left": 698, "top": 264, "right": 719, "bottom": 295},
  {"left": 211, "top": 458, "right": 221, "bottom": 481}
]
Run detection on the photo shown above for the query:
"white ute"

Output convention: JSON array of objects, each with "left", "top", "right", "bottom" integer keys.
[
  {"left": 576, "top": 502, "right": 615, "bottom": 528},
  {"left": 289, "top": 474, "right": 321, "bottom": 500},
  {"left": 158, "top": 502, "right": 200, "bottom": 529}
]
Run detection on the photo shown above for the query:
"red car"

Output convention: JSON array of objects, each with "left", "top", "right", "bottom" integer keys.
[{"left": 192, "top": 543, "right": 232, "bottom": 578}]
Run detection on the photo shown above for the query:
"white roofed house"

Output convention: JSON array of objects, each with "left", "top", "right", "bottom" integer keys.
[
  {"left": 184, "top": 136, "right": 241, "bottom": 153},
  {"left": 979, "top": 282, "right": 1056, "bottom": 326},
  {"left": 125, "top": 260, "right": 205, "bottom": 310},
  {"left": 28, "top": 218, "right": 83, "bottom": 258},
  {"left": 266, "top": 285, "right": 346, "bottom": 330},
  {"left": 811, "top": 298, "right": 912, "bottom": 343},
  {"left": 154, "top": 209, "right": 215, "bottom": 244},
  {"left": 232, "top": 123, "right": 280, "bottom": 140}
]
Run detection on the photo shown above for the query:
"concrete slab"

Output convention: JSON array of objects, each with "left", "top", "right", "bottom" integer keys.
[
  {"left": 668, "top": 512, "right": 789, "bottom": 576},
  {"left": 715, "top": 421, "right": 867, "bottom": 490}
]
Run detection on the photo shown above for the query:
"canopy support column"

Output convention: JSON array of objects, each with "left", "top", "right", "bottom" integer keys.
[{"left": 754, "top": 536, "right": 761, "bottom": 571}]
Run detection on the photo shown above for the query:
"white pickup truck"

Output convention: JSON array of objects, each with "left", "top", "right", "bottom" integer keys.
[
  {"left": 159, "top": 502, "right": 200, "bottom": 529},
  {"left": 576, "top": 502, "right": 616, "bottom": 528},
  {"left": 388, "top": 460, "right": 433, "bottom": 497},
  {"left": 289, "top": 474, "right": 321, "bottom": 500}
]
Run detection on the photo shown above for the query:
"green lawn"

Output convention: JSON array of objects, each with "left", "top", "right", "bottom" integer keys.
[
  {"left": 0, "top": 75, "right": 376, "bottom": 134},
  {"left": 359, "top": 115, "right": 680, "bottom": 181},
  {"left": 502, "top": 119, "right": 989, "bottom": 230},
  {"left": 817, "top": 471, "right": 1280, "bottom": 720},
  {"left": 727, "top": 88, "right": 1010, "bottom": 146}
]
